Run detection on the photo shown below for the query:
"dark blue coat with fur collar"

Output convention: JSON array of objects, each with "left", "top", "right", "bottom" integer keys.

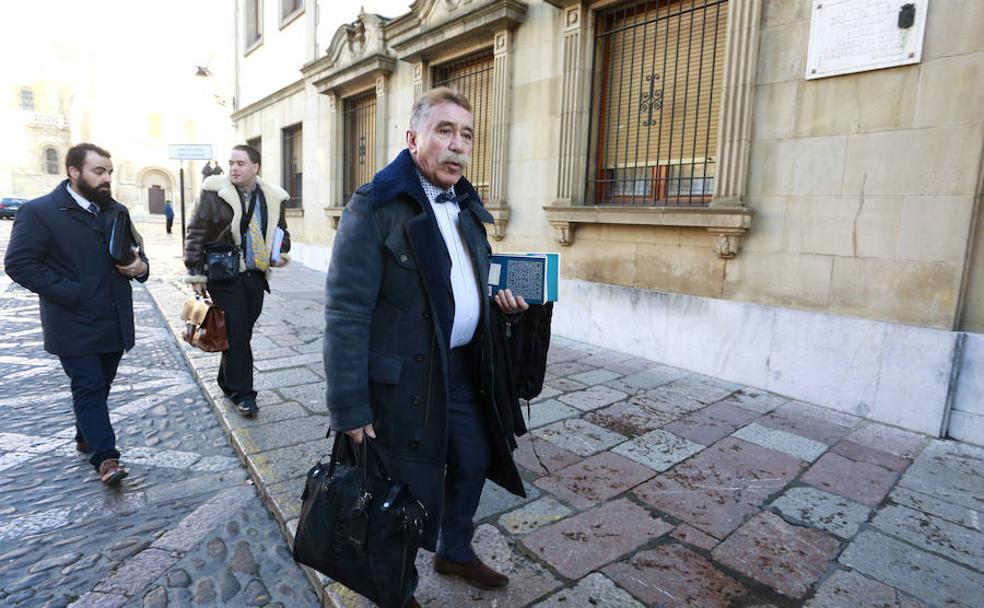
[
  {"left": 4, "top": 180, "right": 148, "bottom": 356},
  {"left": 323, "top": 149, "right": 524, "bottom": 550}
]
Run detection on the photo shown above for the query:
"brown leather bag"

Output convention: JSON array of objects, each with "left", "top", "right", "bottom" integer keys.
[{"left": 180, "top": 297, "right": 229, "bottom": 352}]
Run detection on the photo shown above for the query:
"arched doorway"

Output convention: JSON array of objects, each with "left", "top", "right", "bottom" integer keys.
[{"left": 138, "top": 168, "right": 175, "bottom": 216}]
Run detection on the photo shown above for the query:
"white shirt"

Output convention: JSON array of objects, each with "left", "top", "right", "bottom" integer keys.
[
  {"left": 66, "top": 183, "right": 97, "bottom": 213},
  {"left": 417, "top": 171, "right": 481, "bottom": 349}
]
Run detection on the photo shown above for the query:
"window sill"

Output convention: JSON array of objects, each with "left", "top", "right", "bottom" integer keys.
[
  {"left": 279, "top": 7, "right": 304, "bottom": 30},
  {"left": 244, "top": 36, "right": 263, "bottom": 58},
  {"left": 543, "top": 202, "right": 754, "bottom": 258},
  {"left": 285, "top": 207, "right": 304, "bottom": 217}
]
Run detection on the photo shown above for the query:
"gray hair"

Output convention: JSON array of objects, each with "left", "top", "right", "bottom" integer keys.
[{"left": 409, "top": 87, "right": 472, "bottom": 130}]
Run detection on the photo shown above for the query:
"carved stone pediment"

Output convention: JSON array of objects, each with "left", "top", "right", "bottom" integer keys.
[
  {"left": 303, "top": 12, "right": 395, "bottom": 96},
  {"left": 387, "top": 0, "right": 528, "bottom": 62},
  {"left": 327, "top": 13, "right": 389, "bottom": 70}
]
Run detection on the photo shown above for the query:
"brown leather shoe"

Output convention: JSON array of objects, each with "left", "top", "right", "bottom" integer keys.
[
  {"left": 98, "top": 459, "right": 128, "bottom": 486},
  {"left": 75, "top": 438, "right": 89, "bottom": 454},
  {"left": 403, "top": 597, "right": 421, "bottom": 608},
  {"left": 433, "top": 555, "right": 508, "bottom": 590}
]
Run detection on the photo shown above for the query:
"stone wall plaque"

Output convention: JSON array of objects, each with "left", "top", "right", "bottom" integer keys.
[{"left": 805, "top": 0, "right": 928, "bottom": 80}]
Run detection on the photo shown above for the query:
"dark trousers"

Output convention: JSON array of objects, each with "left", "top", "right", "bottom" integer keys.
[
  {"left": 209, "top": 270, "right": 265, "bottom": 403},
  {"left": 59, "top": 351, "right": 123, "bottom": 470},
  {"left": 436, "top": 345, "right": 492, "bottom": 563},
  {"left": 165, "top": 217, "right": 174, "bottom": 234}
]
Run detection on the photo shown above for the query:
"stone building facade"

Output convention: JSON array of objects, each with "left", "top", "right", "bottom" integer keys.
[{"left": 231, "top": 0, "right": 984, "bottom": 445}]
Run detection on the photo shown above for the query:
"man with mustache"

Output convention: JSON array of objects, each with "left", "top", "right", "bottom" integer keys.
[
  {"left": 323, "top": 87, "right": 528, "bottom": 606},
  {"left": 5, "top": 143, "right": 149, "bottom": 486}
]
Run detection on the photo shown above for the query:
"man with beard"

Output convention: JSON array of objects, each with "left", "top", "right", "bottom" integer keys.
[
  {"left": 324, "top": 88, "right": 528, "bottom": 606},
  {"left": 5, "top": 143, "right": 149, "bottom": 486}
]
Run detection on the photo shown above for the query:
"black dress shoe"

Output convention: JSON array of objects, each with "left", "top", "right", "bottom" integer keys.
[
  {"left": 404, "top": 597, "right": 421, "bottom": 608},
  {"left": 236, "top": 398, "right": 259, "bottom": 417}
]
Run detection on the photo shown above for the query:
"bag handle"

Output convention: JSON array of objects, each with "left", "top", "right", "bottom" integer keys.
[{"left": 325, "top": 430, "right": 393, "bottom": 488}]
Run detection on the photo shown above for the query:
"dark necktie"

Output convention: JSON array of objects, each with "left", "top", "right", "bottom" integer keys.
[{"left": 86, "top": 203, "right": 98, "bottom": 216}]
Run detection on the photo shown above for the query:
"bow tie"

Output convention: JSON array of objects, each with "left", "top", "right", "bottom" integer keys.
[{"left": 435, "top": 192, "right": 466, "bottom": 205}]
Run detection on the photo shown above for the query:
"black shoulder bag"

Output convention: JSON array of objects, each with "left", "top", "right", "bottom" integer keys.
[
  {"left": 205, "top": 189, "right": 257, "bottom": 283},
  {"left": 293, "top": 433, "right": 427, "bottom": 608}
]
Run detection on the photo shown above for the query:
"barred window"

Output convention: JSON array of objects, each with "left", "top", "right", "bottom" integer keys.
[
  {"left": 588, "top": 0, "right": 727, "bottom": 207},
  {"left": 20, "top": 87, "right": 34, "bottom": 111},
  {"left": 45, "top": 148, "right": 58, "bottom": 174},
  {"left": 245, "top": 0, "right": 262, "bottom": 48},
  {"left": 282, "top": 124, "right": 302, "bottom": 208},
  {"left": 343, "top": 90, "right": 376, "bottom": 203},
  {"left": 433, "top": 50, "right": 494, "bottom": 201}
]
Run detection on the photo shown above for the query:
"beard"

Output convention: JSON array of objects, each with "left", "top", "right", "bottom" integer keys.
[{"left": 76, "top": 178, "right": 114, "bottom": 208}]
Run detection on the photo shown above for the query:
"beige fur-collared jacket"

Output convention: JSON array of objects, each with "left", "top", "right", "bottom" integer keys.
[{"left": 183, "top": 175, "right": 291, "bottom": 284}]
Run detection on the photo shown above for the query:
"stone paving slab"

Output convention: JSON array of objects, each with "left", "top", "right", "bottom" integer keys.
[
  {"left": 522, "top": 498, "right": 673, "bottom": 579},
  {"left": 712, "top": 512, "right": 841, "bottom": 599},
  {"left": 533, "top": 451, "right": 655, "bottom": 509},
  {"left": 839, "top": 531, "right": 984, "bottom": 608},
  {"left": 733, "top": 422, "right": 828, "bottom": 462},
  {"left": 634, "top": 437, "right": 805, "bottom": 539},
  {"left": 237, "top": 416, "right": 328, "bottom": 455},
  {"left": 512, "top": 434, "right": 582, "bottom": 477},
  {"left": 521, "top": 398, "right": 582, "bottom": 429},
  {"left": 533, "top": 572, "right": 644, "bottom": 608},
  {"left": 805, "top": 569, "right": 928, "bottom": 608},
  {"left": 557, "top": 384, "right": 628, "bottom": 412},
  {"left": 583, "top": 398, "right": 677, "bottom": 437},
  {"left": 670, "top": 523, "right": 720, "bottom": 551},
  {"left": 889, "top": 485, "right": 983, "bottom": 531},
  {"left": 662, "top": 401, "right": 762, "bottom": 445},
  {"left": 612, "top": 428, "right": 705, "bottom": 472},
  {"left": 475, "top": 479, "right": 540, "bottom": 521},
  {"left": 871, "top": 504, "right": 984, "bottom": 570},
  {"left": 801, "top": 452, "right": 900, "bottom": 507},
  {"left": 532, "top": 418, "right": 627, "bottom": 457},
  {"left": 566, "top": 368, "right": 621, "bottom": 386},
  {"left": 718, "top": 388, "right": 789, "bottom": 414},
  {"left": 830, "top": 439, "right": 911, "bottom": 472},
  {"left": 844, "top": 422, "right": 929, "bottom": 459},
  {"left": 895, "top": 440, "right": 984, "bottom": 512},
  {"left": 770, "top": 486, "right": 872, "bottom": 539},
  {"left": 497, "top": 496, "right": 573, "bottom": 536},
  {"left": 606, "top": 365, "right": 690, "bottom": 392},
  {"left": 757, "top": 408, "right": 854, "bottom": 445},
  {"left": 604, "top": 543, "right": 747, "bottom": 607},
  {"left": 414, "top": 524, "right": 562, "bottom": 607}
]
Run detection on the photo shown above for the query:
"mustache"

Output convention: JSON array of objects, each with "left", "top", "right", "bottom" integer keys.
[{"left": 438, "top": 152, "right": 470, "bottom": 168}]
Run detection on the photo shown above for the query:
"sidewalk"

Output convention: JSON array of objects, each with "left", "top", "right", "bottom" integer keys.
[{"left": 138, "top": 222, "right": 984, "bottom": 607}]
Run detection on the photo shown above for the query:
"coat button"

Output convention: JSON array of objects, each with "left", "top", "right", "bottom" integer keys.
[
  {"left": 408, "top": 440, "right": 419, "bottom": 449},
  {"left": 414, "top": 354, "right": 425, "bottom": 363},
  {"left": 400, "top": 254, "right": 409, "bottom": 263},
  {"left": 411, "top": 397, "right": 421, "bottom": 406},
  {"left": 422, "top": 310, "right": 431, "bottom": 319}
]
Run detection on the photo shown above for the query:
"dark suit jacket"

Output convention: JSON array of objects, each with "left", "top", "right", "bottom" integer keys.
[
  {"left": 323, "top": 149, "right": 524, "bottom": 550},
  {"left": 4, "top": 180, "right": 149, "bottom": 356}
]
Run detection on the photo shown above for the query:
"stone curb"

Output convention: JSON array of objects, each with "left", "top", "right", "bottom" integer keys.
[
  {"left": 69, "top": 486, "right": 255, "bottom": 607},
  {"left": 142, "top": 281, "right": 340, "bottom": 608}
]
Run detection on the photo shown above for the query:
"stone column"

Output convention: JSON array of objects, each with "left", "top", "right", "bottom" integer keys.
[
  {"left": 710, "top": 0, "right": 763, "bottom": 209},
  {"left": 412, "top": 61, "right": 429, "bottom": 100},
  {"left": 375, "top": 75, "right": 388, "bottom": 172},
  {"left": 487, "top": 29, "right": 514, "bottom": 240},
  {"left": 326, "top": 92, "right": 343, "bottom": 227},
  {"left": 551, "top": 2, "right": 590, "bottom": 244}
]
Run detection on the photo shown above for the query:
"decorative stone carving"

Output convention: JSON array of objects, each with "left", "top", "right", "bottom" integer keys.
[
  {"left": 550, "top": 221, "right": 574, "bottom": 246},
  {"left": 707, "top": 228, "right": 745, "bottom": 259}
]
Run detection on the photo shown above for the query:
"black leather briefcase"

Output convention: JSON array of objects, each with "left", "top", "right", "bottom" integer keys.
[{"left": 293, "top": 433, "right": 427, "bottom": 608}]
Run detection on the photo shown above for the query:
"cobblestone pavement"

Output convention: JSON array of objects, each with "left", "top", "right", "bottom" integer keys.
[
  {"left": 0, "top": 220, "right": 320, "bottom": 607},
  {"left": 137, "top": 221, "right": 984, "bottom": 607}
]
